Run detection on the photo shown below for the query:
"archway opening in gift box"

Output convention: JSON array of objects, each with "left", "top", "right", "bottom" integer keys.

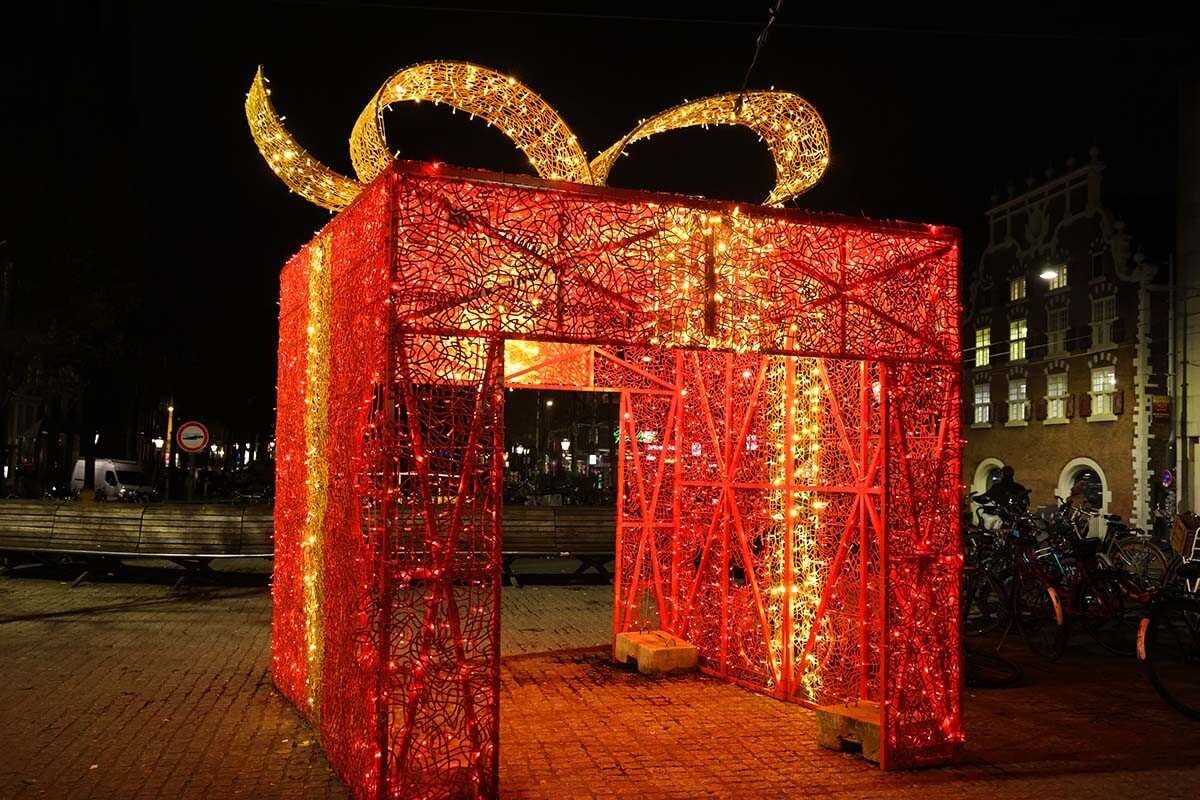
[{"left": 273, "top": 161, "right": 963, "bottom": 800}]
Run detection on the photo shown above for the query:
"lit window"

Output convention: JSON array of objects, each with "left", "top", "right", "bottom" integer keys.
[
  {"left": 1045, "top": 265, "right": 1067, "bottom": 291},
  {"left": 1008, "top": 378, "right": 1028, "bottom": 423},
  {"left": 975, "top": 328, "right": 991, "bottom": 367},
  {"left": 1010, "top": 277, "right": 1027, "bottom": 302},
  {"left": 1046, "top": 372, "right": 1068, "bottom": 420},
  {"left": 1046, "top": 307, "right": 1068, "bottom": 357},
  {"left": 1091, "top": 366, "right": 1117, "bottom": 416},
  {"left": 1009, "top": 318, "right": 1027, "bottom": 361},
  {"left": 1091, "top": 295, "right": 1117, "bottom": 349},
  {"left": 973, "top": 384, "right": 991, "bottom": 424}
]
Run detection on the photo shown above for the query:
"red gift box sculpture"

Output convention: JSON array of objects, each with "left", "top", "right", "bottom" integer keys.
[{"left": 249, "top": 62, "right": 963, "bottom": 799}]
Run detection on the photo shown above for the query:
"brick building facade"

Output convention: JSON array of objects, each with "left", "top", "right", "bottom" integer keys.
[{"left": 962, "top": 152, "right": 1170, "bottom": 529}]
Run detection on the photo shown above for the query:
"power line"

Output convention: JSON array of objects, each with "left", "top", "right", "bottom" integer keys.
[{"left": 734, "top": 1, "right": 784, "bottom": 116}]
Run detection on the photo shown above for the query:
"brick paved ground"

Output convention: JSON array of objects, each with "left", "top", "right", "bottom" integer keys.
[{"left": 2, "top": 557, "right": 1199, "bottom": 799}]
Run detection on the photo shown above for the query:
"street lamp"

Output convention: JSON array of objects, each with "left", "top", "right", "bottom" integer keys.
[
  {"left": 560, "top": 437, "right": 571, "bottom": 453},
  {"left": 1039, "top": 268, "right": 1058, "bottom": 280},
  {"left": 151, "top": 437, "right": 164, "bottom": 449}
]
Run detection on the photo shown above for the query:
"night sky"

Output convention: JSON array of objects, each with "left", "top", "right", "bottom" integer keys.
[{"left": 2, "top": 2, "right": 1192, "bottom": 442}]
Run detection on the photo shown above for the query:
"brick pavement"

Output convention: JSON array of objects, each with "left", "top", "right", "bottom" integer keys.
[{"left": 2, "top": 558, "right": 1200, "bottom": 799}]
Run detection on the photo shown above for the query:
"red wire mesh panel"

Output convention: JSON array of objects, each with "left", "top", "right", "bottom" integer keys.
[
  {"left": 385, "top": 334, "right": 503, "bottom": 797},
  {"left": 882, "top": 361, "right": 964, "bottom": 768},
  {"left": 276, "top": 181, "right": 393, "bottom": 797},
  {"left": 322, "top": 184, "right": 393, "bottom": 792},
  {"left": 274, "top": 161, "right": 962, "bottom": 800}
]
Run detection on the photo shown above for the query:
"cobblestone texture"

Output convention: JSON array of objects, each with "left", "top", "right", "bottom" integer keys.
[{"left": 2, "top": 558, "right": 1199, "bottom": 799}]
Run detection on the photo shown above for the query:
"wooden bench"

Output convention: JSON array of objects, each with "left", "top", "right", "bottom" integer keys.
[
  {"left": 0, "top": 501, "right": 57, "bottom": 553},
  {"left": 0, "top": 501, "right": 273, "bottom": 586},
  {"left": 501, "top": 505, "right": 616, "bottom": 587},
  {"left": 0, "top": 500, "right": 615, "bottom": 588}
]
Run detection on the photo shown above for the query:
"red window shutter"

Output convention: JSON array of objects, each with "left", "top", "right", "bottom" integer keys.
[
  {"left": 1036, "top": 397, "right": 1048, "bottom": 420},
  {"left": 998, "top": 401, "right": 1009, "bottom": 424},
  {"left": 1066, "top": 394, "right": 1076, "bottom": 418},
  {"left": 1113, "top": 389, "right": 1124, "bottom": 415},
  {"left": 1024, "top": 402, "right": 1032, "bottom": 421},
  {"left": 1080, "top": 392, "right": 1092, "bottom": 417}
]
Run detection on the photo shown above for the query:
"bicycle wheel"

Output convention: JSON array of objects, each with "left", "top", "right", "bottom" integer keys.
[
  {"left": 1138, "top": 597, "right": 1200, "bottom": 720},
  {"left": 962, "top": 568, "right": 1006, "bottom": 636},
  {"left": 1111, "top": 537, "right": 1170, "bottom": 593},
  {"left": 1080, "top": 571, "right": 1140, "bottom": 656},
  {"left": 1013, "top": 567, "right": 1067, "bottom": 661}
]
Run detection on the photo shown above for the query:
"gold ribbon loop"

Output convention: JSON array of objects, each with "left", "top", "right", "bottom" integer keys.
[
  {"left": 590, "top": 92, "right": 829, "bottom": 206},
  {"left": 350, "top": 61, "right": 593, "bottom": 186},
  {"left": 245, "top": 67, "right": 364, "bottom": 212},
  {"left": 246, "top": 62, "right": 830, "bottom": 212}
]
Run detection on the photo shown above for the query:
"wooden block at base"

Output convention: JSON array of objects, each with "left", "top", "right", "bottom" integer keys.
[
  {"left": 614, "top": 630, "right": 698, "bottom": 675},
  {"left": 815, "top": 701, "right": 881, "bottom": 764}
]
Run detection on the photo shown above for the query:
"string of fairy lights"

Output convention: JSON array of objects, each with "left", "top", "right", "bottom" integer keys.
[
  {"left": 301, "top": 236, "right": 331, "bottom": 722},
  {"left": 589, "top": 91, "right": 827, "bottom": 206},
  {"left": 245, "top": 60, "right": 829, "bottom": 212},
  {"left": 350, "top": 61, "right": 592, "bottom": 186}
]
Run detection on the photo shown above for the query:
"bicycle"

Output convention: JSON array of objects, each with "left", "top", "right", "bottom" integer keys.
[
  {"left": 1004, "top": 518, "right": 1068, "bottom": 660},
  {"left": 1024, "top": 516, "right": 1158, "bottom": 658},
  {"left": 1055, "top": 498, "right": 1170, "bottom": 594},
  {"left": 959, "top": 492, "right": 1063, "bottom": 654},
  {"left": 1137, "top": 560, "right": 1200, "bottom": 719},
  {"left": 962, "top": 524, "right": 1010, "bottom": 636}
]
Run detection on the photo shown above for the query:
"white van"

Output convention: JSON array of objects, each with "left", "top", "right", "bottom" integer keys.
[{"left": 70, "top": 459, "right": 155, "bottom": 501}]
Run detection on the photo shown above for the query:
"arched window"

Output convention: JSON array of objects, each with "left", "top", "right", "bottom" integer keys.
[
  {"left": 1056, "top": 457, "right": 1110, "bottom": 533},
  {"left": 972, "top": 458, "right": 1005, "bottom": 496},
  {"left": 1069, "top": 466, "right": 1104, "bottom": 509}
]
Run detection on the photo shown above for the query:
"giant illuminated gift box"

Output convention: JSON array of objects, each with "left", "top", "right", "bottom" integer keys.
[
  {"left": 272, "top": 160, "right": 963, "bottom": 799},
  {"left": 258, "top": 61, "right": 962, "bottom": 800}
]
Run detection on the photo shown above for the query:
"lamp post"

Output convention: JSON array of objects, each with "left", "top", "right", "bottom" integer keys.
[
  {"left": 163, "top": 402, "right": 175, "bottom": 500},
  {"left": 163, "top": 403, "right": 175, "bottom": 468}
]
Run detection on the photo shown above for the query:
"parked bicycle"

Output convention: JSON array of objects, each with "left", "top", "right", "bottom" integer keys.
[
  {"left": 1137, "top": 560, "right": 1200, "bottom": 719},
  {"left": 1054, "top": 498, "right": 1170, "bottom": 594},
  {"left": 961, "top": 502, "right": 1064, "bottom": 659}
]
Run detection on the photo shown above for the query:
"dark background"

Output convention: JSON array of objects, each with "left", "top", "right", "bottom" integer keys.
[{"left": 0, "top": 1, "right": 1192, "bottom": 443}]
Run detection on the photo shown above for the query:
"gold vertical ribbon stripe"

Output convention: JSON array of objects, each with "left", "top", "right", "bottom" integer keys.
[{"left": 302, "top": 236, "right": 331, "bottom": 722}]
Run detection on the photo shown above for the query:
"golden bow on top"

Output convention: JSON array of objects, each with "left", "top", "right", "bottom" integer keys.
[{"left": 246, "top": 61, "right": 830, "bottom": 212}]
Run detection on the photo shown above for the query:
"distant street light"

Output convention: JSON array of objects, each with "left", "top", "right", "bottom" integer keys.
[
  {"left": 152, "top": 437, "right": 164, "bottom": 449},
  {"left": 560, "top": 437, "right": 571, "bottom": 452}
]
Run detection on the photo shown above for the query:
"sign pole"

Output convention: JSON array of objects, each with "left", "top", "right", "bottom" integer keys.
[{"left": 175, "top": 421, "right": 211, "bottom": 505}]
